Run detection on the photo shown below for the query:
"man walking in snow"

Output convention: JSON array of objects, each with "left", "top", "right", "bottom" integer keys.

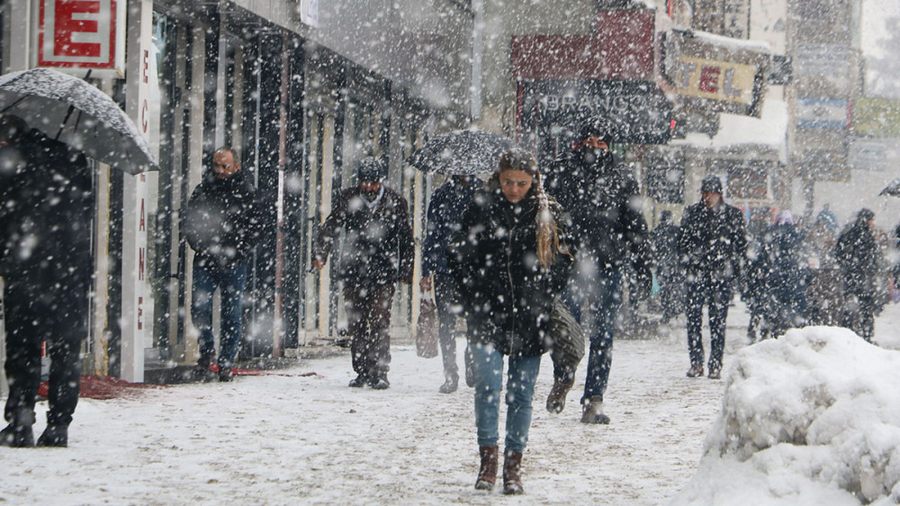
[
  {"left": 0, "top": 114, "right": 94, "bottom": 447},
  {"left": 678, "top": 175, "right": 747, "bottom": 379},
  {"left": 544, "top": 121, "right": 651, "bottom": 424},
  {"left": 185, "top": 147, "right": 259, "bottom": 382},
  {"left": 312, "top": 157, "right": 414, "bottom": 390}
]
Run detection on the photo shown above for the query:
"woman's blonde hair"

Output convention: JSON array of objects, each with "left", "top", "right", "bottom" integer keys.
[{"left": 498, "top": 148, "right": 561, "bottom": 269}]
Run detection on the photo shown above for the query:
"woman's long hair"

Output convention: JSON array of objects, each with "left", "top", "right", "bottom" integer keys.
[{"left": 497, "top": 148, "right": 561, "bottom": 269}]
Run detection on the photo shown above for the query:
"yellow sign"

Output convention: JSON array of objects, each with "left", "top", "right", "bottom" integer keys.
[
  {"left": 854, "top": 97, "right": 900, "bottom": 138},
  {"left": 671, "top": 57, "right": 758, "bottom": 105}
]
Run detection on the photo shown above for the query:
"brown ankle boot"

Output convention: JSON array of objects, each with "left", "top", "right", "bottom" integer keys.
[
  {"left": 474, "top": 445, "right": 498, "bottom": 490},
  {"left": 546, "top": 378, "right": 574, "bottom": 414},
  {"left": 502, "top": 450, "right": 524, "bottom": 495}
]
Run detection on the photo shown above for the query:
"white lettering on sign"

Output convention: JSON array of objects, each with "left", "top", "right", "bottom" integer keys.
[{"left": 38, "top": 0, "right": 117, "bottom": 68}]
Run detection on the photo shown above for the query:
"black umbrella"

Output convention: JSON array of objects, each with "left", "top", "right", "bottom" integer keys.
[
  {"left": 409, "top": 128, "right": 513, "bottom": 175},
  {"left": 0, "top": 68, "right": 155, "bottom": 174},
  {"left": 880, "top": 178, "right": 900, "bottom": 197}
]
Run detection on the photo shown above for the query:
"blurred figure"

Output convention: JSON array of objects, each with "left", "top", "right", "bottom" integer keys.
[
  {"left": 804, "top": 208, "right": 842, "bottom": 325},
  {"left": 678, "top": 176, "right": 747, "bottom": 380},
  {"left": 313, "top": 158, "right": 414, "bottom": 390},
  {"left": 449, "top": 148, "right": 573, "bottom": 494},
  {"left": 758, "top": 211, "right": 807, "bottom": 338},
  {"left": 743, "top": 208, "right": 773, "bottom": 342},
  {"left": 0, "top": 114, "right": 93, "bottom": 447},
  {"left": 185, "top": 147, "right": 258, "bottom": 382},
  {"left": 544, "top": 121, "right": 651, "bottom": 424},
  {"left": 420, "top": 174, "right": 479, "bottom": 394},
  {"left": 834, "top": 209, "right": 884, "bottom": 342},
  {"left": 650, "top": 210, "right": 683, "bottom": 325}
]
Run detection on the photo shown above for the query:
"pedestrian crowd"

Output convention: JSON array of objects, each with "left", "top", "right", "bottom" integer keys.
[{"left": 1, "top": 112, "right": 897, "bottom": 496}]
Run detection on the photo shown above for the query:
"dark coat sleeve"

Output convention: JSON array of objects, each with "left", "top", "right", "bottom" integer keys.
[
  {"left": 395, "top": 195, "right": 415, "bottom": 283},
  {"left": 312, "top": 190, "right": 349, "bottom": 263},
  {"left": 422, "top": 190, "right": 443, "bottom": 277}
]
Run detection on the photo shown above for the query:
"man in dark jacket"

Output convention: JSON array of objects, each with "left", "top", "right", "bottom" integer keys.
[
  {"left": 834, "top": 208, "right": 884, "bottom": 341},
  {"left": 679, "top": 175, "right": 747, "bottom": 379},
  {"left": 185, "top": 147, "right": 258, "bottom": 382},
  {"left": 420, "top": 175, "right": 479, "bottom": 394},
  {"left": 544, "top": 122, "right": 651, "bottom": 424},
  {"left": 0, "top": 115, "right": 93, "bottom": 447},
  {"left": 313, "top": 158, "right": 414, "bottom": 390}
]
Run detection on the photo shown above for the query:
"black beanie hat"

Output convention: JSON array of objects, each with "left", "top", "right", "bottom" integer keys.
[
  {"left": 701, "top": 175, "right": 723, "bottom": 194},
  {"left": 578, "top": 119, "right": 614, "bottom": 144},
  {"left": 356, "top": 157, "right": 386, "bottom": 182}
]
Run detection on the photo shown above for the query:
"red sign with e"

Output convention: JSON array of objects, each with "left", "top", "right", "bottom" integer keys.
[{"left": 38, "top": 0, "right": 118, "bottom": 69}]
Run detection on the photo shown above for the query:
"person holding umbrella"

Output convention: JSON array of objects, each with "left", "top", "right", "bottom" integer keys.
[
  {"left": 421, "top": 174, "right": 480, "bottom": 394},
  {"left": 0, "top": 114, "right": 93, "bottom": 447},
  {"left": 312, "top": 157, "right": 414, "bottom": 390},
  {"left": 449, "top": 148, "right": 574, "bottom": 494}
]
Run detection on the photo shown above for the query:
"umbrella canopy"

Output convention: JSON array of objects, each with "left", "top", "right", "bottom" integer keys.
[
  {"left": 409, "top": 129, "right": 513, "bottom": 175},
  {"left": 880, "top": 178, "right": 900, "bottom": 197},
  {"left": 0, "top": 68, "right": 155, "bottom": 174}
]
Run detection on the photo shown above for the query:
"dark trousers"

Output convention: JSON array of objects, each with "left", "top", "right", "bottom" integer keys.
[
  {"left": 344, "top": 283, "right": 396, "bottom": 378},
  {"left": 191, "top": 256, "right": 249, "bottom": 369},
  {"left": 842, "top": 293, "right": 875, "bottom": 342},
  {"left": 4, "top": 274, "right": 89, "bottom": 428},
  {"left": 686, "top": 276, "right": 732, "bottom": 371},
  {"left": 434, "top": 275, "right": 460, "bottom": 381},
  {"left": 564, "top": 264, "right": 622, "bottom": 402}
]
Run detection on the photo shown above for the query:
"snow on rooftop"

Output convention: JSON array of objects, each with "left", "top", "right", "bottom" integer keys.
[
  {"left": 674, "top": 98, "right": 788, "bottom": 158},
  {"left": 671, "top": 326, "right": 900, "bottom": 505}
]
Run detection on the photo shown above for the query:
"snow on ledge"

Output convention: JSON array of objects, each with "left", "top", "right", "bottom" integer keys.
[{"left": 671, "top": 327, "right": 900, "bottom": 505}]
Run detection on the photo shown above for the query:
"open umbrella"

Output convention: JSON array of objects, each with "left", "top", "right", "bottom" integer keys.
[
  {"left": 0, "top": 68, "right": 155, "bottom": 174},
  {"left": 880, "top": 178, "right": 900, "bottom": 197},
  {"left": 409, "top": 128, "right": 513, "bottom": 175}
]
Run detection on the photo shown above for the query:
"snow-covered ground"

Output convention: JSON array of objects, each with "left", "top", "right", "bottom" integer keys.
[{"left": 3, "top": 303, "right": 900, "bottom": 505}]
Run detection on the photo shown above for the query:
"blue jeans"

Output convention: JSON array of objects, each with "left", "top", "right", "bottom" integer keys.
[
  {"left": 191, "top": 255, "right": 249, "bottom": 369},
  {"left": 565, "top": 264, "right": 622, "bottom": 403},
  {"left": 471, "top": 342, "right": 541, "bottom": 453}
]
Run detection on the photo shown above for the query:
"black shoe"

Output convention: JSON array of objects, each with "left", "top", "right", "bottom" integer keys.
[
  {"left": 218, "top": 367, "right": 234, "bottom": 382},
  {"left": 369, "top": 375, "right": 390, "bottom": 390},
  {"left": 193, "top": 362, "right": 219, "bottom": 382},
  {"left": 0, "top": 423, "right": 34, "bottom": 448},
  {"left": 438, "top": 375, "right": 459, "bottom": 394},
  {"left": 708, "top": 367, "right": 721, "bottom": 380},
  {"left": 686, "top": 364, "right": 704, "bottom": 378},
  {"left": 348, "top": 374, "right": 368, "bottom": 388},
  {"left": 36, "top": 425, "right": 68, "bottom": 448}
]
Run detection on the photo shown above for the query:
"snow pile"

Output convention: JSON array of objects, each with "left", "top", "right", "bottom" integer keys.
[{"left": 672, "top": 326, "right": 900, "bottom": 506}]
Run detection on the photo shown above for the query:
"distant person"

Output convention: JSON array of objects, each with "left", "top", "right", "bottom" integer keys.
[
  {"left": 758, "top": 211, "right": 807, "bottom": 338},
  {"left": 544, "top": 121, "right": 651, "bottom": 424},
  {"left": 834, "top": 209, "right": 884, "bottom": 341},
  {"left": 421, "top": 175, "right": 479, "bottom": 394},
  {"left": 449, "top": 148, "right": 574, "bottom": 494},
  {"left": 185, "top": 147, "right": 258, "bottom": 382},
  {"left": 313, "top": 158, "right": 414, "bottom": 389},
  {"left": 650, "top": 210, "right": 683, "bottom": 325},
  {"left": 0, "top": 114, "right": 93, "bottom": 447},
  {"left": 678, "top": 175, "right": 747, "bottom": 379}
]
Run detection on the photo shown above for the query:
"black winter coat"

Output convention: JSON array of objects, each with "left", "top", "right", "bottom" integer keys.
[
  {"left": 313, "top": 185, "right": 414, "bottom": 287},
  {"left": 760, "top": 223, "right": 807, "bottom": 308},
  {"left": 678, "top": 201, "right": 748, "bottom": 284},
  {"left": 545, "top": 151, "right": 650, "bottom": 278},
  {"left": 448, "top": 187, "right": 575, "bottom": 357},
  {"left": 0, "top": 130, "right": 93, "bottom": 287},
  {"left": 184, "top": 171, "right": 259, "bottom": 267},
  {"left": 835, "top": 220, "right": 883, "bottom": 298},
  {"left": 422, "top": 179, "right": 478, "bottom": 277}
]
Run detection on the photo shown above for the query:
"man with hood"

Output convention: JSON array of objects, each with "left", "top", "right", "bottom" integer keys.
[
  {"left": 0, "top": 114, "right": 93, "bottom": 447},
  {"left": 678, "top": 175, "right": 747, "bottom": 379},
  {"left": 834, "top": 208, "right": 884, "bottom": 341},
  {"left": 544, "top": 121, "right": 651, "bottom": 424},
  {"left": 185, "top": 147, "right": 259, "bottom": 382},
  {"left": 313, "top": 157, "right": 414, "bottom": 390}
]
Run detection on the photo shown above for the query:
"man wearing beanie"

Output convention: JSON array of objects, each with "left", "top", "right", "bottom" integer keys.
[
  {"left": 678, "top": 175, "right": 747, "bottom": 379},
  {"left": 312, "top": 157, "right": 414, "bottom": 389}
]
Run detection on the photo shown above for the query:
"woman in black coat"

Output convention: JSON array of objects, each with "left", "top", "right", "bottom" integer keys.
[
  {"left": 448, "top": 148, "right": 574, "bottom": 495},
  {"left": 834, "top": 208, "right": 884, "bottom": 341}
]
